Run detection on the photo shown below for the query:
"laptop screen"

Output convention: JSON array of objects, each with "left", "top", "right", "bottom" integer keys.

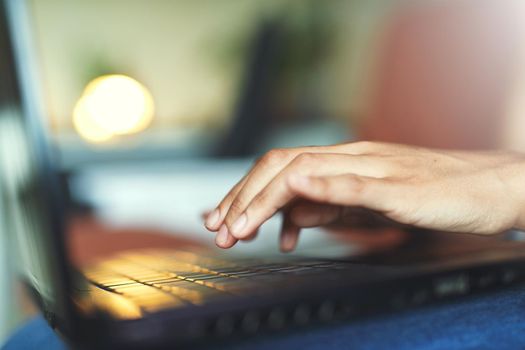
[{"left": 0, "top": 0, "right": 73, "bottom": 326}]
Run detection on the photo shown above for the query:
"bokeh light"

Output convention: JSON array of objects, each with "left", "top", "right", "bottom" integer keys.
[
  {"left": 73, "top": 74, "right": 155, "bottom": 143},
  {"left": 72, "top": 96, "right": 113, "bottom": 143}
]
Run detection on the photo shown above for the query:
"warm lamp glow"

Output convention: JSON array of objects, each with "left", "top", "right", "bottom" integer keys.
[
  {"left": 73, "top": 97, "right": 113, "bottom": 143},
  {"left": 73, "top": 74, "right": 154, "bottom": 143}
]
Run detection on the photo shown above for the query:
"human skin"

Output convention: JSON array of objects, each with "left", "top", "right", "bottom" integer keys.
[{"left": 204, "top": 141, "right": 525, "bottom": 252}]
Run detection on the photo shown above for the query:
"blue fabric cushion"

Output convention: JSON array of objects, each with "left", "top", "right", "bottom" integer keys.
[
  {"left": 3, "top": 285, "right": 525, "bottom": 350},
  {"left": 2, "top": 316, "right": 65, "bottom": 350}
]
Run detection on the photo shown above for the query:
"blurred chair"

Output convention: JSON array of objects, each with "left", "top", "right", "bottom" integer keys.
[{"left": 360, "top": 0, "right": 525, "bottom": 149}]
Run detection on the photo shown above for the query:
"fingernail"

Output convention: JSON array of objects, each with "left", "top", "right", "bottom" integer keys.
[
  {"left": 231, "top": 213, "right": 247, "bottom": 236},
  {"left": 216, "top": 224, "right": 229, "bottom": 246},
  {"left": 281, "top": 232, "right": 295, "bottom": 252},
  {"left": 205, "top": 209, "right": 220, "bottom": 229},
  {"left": 289, "top": 174, "right": 310, "bottom": 187}
]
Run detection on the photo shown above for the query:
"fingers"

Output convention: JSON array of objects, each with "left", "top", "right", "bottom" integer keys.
[
  {"left": 280, "top": 215, "right": 301, "bottom": 252},
  {"left": 232, "top": 173, "right": 399, "bottom": 239},
  {"left": 206, "top": 149, "right": 300, "bottom": 232},
  {"left": 206, "top": 144, "right": 375, "bottom": 233},
  {"left": 204, "top": 142, "right": 411, "bottom": 249},
  {"left": 226, "top": 153, "right": 393, "bottom": 239},
  {"left": 280, "top": 203, "right": 339, "bottom": 252},
  {"left": 289, "top": 203, "right": 342, "bottom": 228},
  {"left": 204, "top": 210, "right": 239, "bottom": 249},
  {"left": 218, "top": 150, "right": 298, "bottom": 232},
  {"left": 215, "top": 224, "right": 238, "bottom": 249},
  {"left": 205, "top": 175, "right": 249, "bottom": 231}
]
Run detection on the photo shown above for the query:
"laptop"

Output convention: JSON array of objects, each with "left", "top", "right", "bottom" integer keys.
[{"left": 2, "top": 0, "right": 525, "bottom": 348}]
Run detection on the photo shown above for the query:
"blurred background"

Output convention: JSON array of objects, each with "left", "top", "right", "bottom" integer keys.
[
  {"left": 2, "top": 0, "right": 525, "bottom": 343},
  {"left": 34, "top": 0, "right": 383, "bottom": 161}
]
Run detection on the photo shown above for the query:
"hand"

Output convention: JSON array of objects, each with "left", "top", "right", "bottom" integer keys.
[{"left": 204, "top": 141, "right": 525, "bottom": 252}]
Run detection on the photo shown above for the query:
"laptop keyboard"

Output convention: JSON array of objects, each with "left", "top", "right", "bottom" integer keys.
[{"left": 84, "top": 250, "right": 346, "bottom": 314}]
